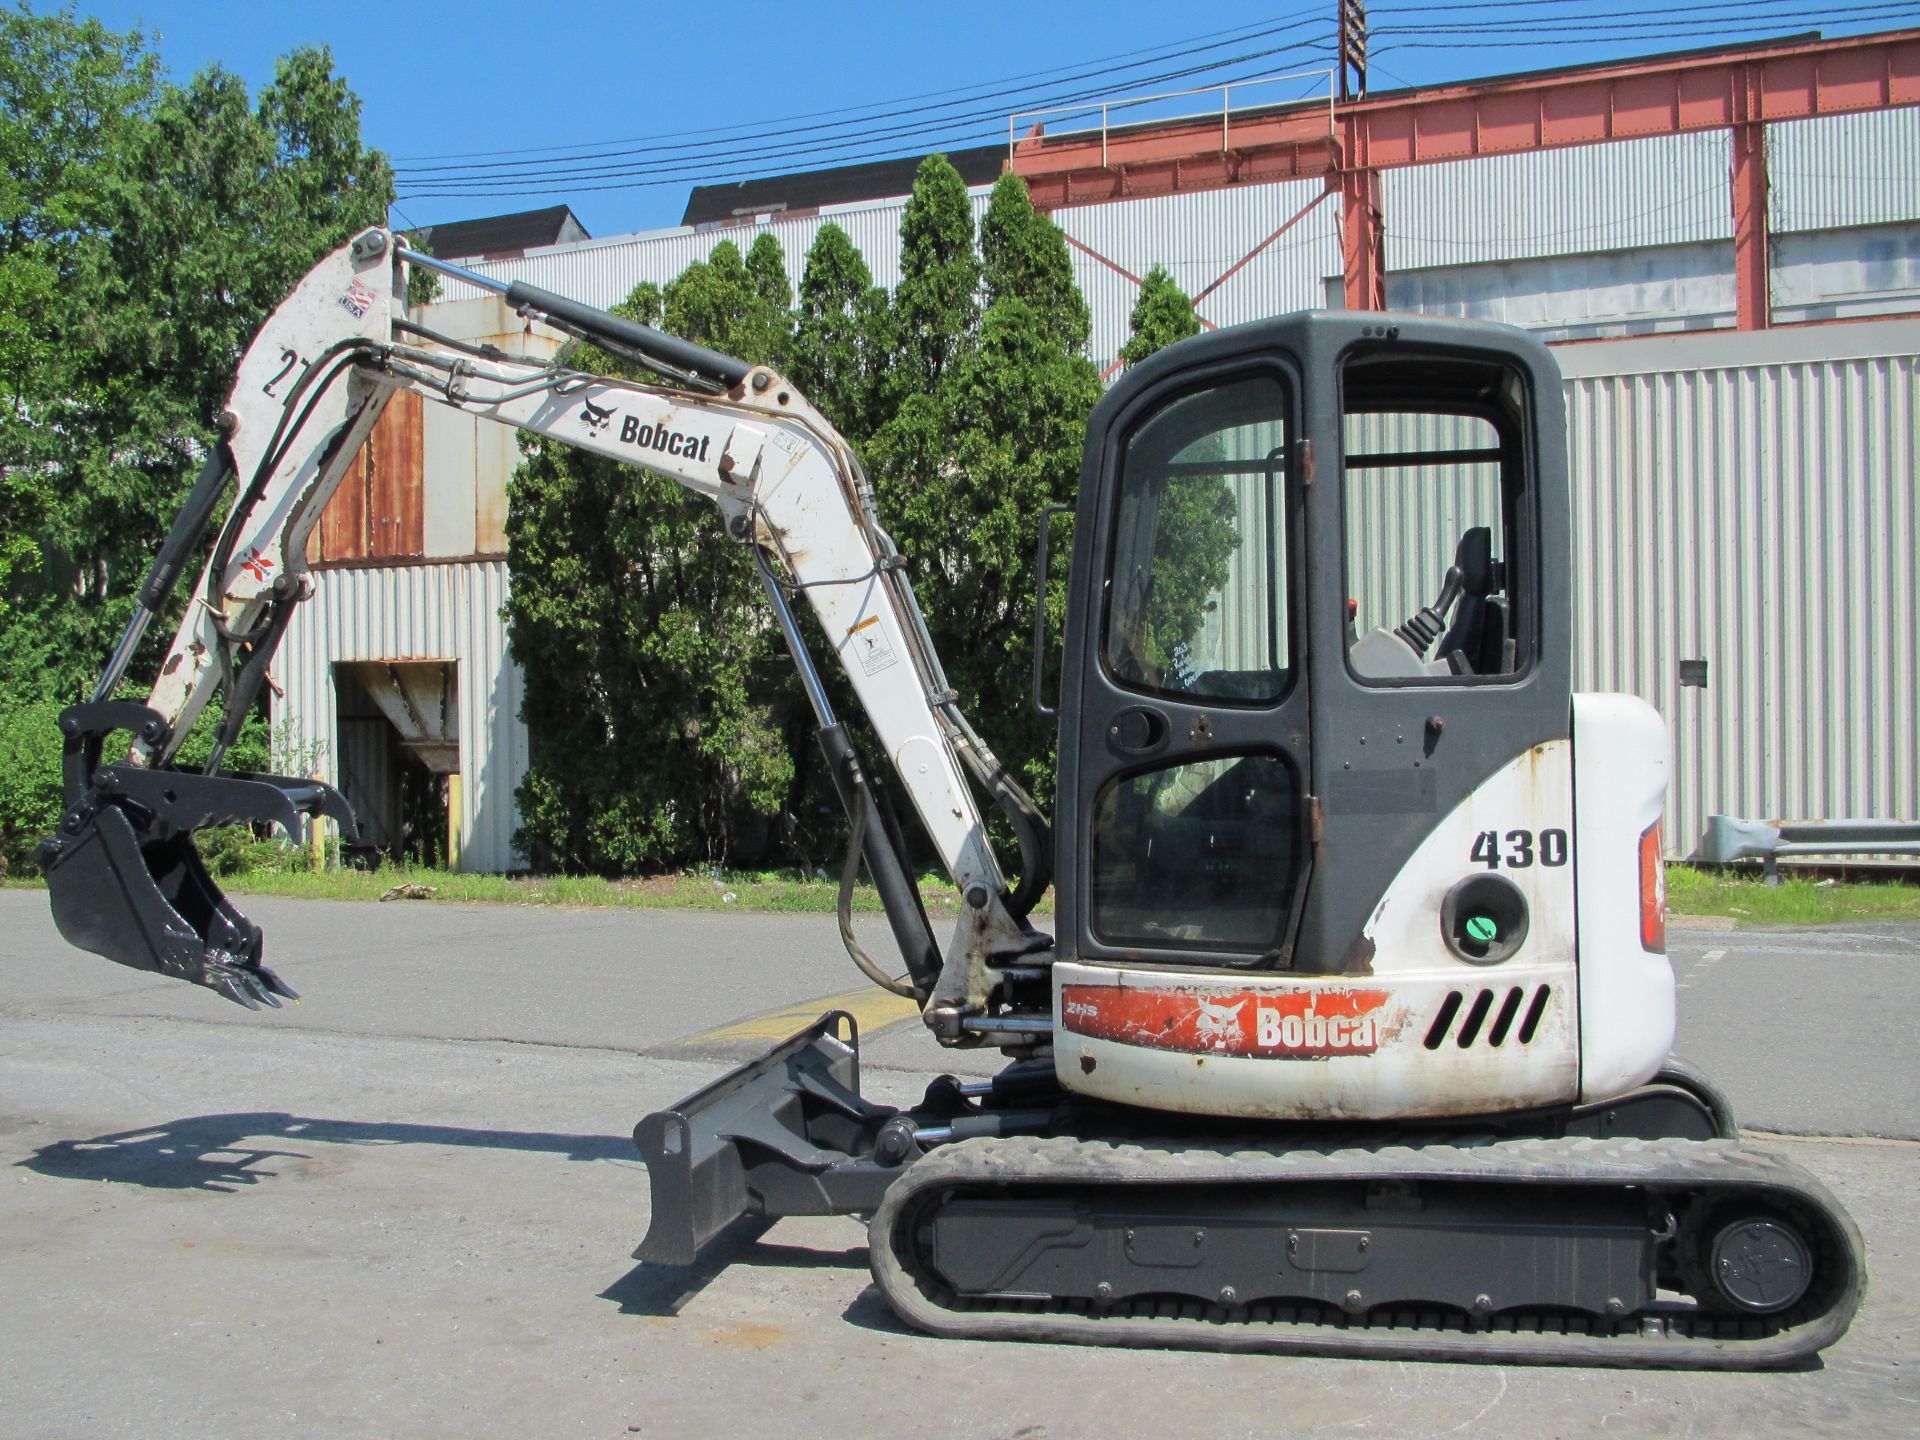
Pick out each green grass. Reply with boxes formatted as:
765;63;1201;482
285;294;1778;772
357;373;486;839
1664;864;1920;927
11;851;1914;929
217;863;961;915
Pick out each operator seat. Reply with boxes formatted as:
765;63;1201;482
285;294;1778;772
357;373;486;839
1436;526;1507;675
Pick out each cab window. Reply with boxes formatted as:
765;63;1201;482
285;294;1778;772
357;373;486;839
1104;373;1293;705
1341;351;1534;683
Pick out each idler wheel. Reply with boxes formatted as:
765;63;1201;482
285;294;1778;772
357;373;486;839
1706;1217;1813;1315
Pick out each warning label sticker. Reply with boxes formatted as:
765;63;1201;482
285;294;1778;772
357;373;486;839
848;616;898;676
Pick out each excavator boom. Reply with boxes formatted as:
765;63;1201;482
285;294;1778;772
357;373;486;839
38;229;1038;1022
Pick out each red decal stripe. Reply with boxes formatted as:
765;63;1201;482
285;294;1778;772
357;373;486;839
1060;984;1391;1059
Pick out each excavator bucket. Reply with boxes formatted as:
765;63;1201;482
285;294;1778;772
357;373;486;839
36;701;356;1009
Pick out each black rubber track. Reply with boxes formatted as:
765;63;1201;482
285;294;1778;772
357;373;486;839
869;1133;1866;1368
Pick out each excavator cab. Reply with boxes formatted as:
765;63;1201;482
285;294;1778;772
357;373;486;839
1057;315;1569;983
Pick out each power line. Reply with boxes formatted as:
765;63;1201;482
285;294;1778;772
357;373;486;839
394;12;1333;177
1375;2;1918;35
392;5;1919;208
396;38;1336;191
391;7;1330;164
400;58;1339;201
398;43;1339;197
1375;0;1901;13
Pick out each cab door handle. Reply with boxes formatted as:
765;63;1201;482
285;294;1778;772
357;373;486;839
1107;706;1170;756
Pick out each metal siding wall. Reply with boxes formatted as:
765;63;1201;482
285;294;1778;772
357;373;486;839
461;191;967;312
276;560;525;872
1564;350;1919;858
1054;180;1340;361
447;124;1918;368
460;184;1347;372
1770;222;1920;324
1386;242;1741;338
1198;419;1290;674
1386;134;1733;272
1344;411;1505;638
1771;109;1920;233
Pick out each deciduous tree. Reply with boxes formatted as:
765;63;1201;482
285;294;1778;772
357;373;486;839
0;7;389;866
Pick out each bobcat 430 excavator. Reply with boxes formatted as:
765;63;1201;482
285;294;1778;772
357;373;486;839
38;228;1864;1367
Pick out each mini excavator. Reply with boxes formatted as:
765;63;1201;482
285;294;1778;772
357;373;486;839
37;229;1865;1367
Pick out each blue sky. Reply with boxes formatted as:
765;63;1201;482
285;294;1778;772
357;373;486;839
71;2;1920;241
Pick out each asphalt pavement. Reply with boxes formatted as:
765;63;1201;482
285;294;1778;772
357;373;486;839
1;890;1915;1438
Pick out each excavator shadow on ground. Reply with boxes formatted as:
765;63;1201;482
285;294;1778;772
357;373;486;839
18;1111;868;1319
17;1111;639;1191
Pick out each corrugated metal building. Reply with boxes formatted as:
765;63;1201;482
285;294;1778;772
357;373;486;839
277;105;1920;871
1559;322;1918;856
279;299;559;872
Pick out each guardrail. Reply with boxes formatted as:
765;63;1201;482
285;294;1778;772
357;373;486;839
1699;816;1920;881
1008;69;1336;168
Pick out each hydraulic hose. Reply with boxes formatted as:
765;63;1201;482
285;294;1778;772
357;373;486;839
837;778;917;999
818;723;939;998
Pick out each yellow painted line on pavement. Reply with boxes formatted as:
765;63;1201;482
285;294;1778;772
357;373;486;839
672;985;922;1050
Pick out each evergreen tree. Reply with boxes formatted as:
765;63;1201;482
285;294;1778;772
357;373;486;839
1115;267;1238;680
979;171;1089;355
745;230;790;310
873;168;1101;813
790;222;888;437
1118;263;1201;367
888;154;978;401
932;299;1100;799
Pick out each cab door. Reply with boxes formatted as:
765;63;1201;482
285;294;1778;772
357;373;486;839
1293;329;1577;978
1055;358;1311;969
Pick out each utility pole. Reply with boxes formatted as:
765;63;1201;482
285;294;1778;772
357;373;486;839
1339;0;1369;103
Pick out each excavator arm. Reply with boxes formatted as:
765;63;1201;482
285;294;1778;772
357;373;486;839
38;228;1044;1030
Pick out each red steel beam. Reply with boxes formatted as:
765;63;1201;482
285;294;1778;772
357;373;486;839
1731;68;1773;330
1012;28;1920;209
1338;169;1385;313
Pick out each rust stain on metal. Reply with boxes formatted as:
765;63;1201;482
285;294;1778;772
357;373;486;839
317;389;423;561
1338;933;1377;977
847;615;881;635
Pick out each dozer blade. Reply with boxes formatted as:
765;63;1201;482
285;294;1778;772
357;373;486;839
37;765;355;1010
632;1011;905;1265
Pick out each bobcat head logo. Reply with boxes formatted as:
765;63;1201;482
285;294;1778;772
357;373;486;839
1194;997;1246;1043
579;397;615;431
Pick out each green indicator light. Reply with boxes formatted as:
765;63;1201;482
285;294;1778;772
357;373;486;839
1465;915;1498;945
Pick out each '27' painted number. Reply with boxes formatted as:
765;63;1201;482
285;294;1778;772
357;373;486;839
1471;828;1568;869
